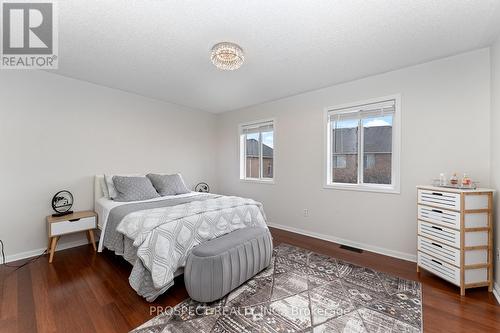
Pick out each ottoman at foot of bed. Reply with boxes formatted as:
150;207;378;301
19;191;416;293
184;227;273;303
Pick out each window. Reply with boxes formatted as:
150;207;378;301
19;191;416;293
240;120;274;182
325;96;400;193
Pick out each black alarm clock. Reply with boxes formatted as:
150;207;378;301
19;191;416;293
51;190;74;217
195;182;210;193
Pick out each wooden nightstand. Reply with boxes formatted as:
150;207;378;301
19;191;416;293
46;210;98;263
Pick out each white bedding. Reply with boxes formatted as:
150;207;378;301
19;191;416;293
95;191;206;252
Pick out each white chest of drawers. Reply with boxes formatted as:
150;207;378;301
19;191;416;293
416;185;494;295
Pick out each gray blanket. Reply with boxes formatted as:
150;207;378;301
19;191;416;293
102;194;217;300
103;194;217;258
103;194;269;301
116;195;268;301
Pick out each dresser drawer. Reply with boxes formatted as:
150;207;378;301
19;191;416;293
50;216;96;236
418;251;460;286
418;236;459;266
418;205;460;229
418;189;461;211
418;220;460;248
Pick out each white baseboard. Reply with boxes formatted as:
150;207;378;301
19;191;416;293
4;239;90;263
267;222;417;262
493;283;500;305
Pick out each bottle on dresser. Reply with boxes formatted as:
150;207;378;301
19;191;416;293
439;173;446;186
462;173;471;187
449;173;459;186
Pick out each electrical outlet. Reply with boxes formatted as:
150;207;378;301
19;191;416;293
303;209;309;217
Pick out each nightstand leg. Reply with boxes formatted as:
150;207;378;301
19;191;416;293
87;230;97;252
49;236;58;263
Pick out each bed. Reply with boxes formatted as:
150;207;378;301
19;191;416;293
93;175;268;301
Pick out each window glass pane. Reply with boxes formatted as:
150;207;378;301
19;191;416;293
245;133;260;178
362;115;392;184
364;154;375;169
261;130;274;179
334;155;347;168
331;119;358;183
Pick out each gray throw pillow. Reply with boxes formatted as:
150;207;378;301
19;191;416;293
146;173;190;196
112;176;160;202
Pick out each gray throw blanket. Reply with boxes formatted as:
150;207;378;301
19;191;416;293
103;194;216;260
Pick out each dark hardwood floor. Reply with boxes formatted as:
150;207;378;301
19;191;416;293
1;227;499;333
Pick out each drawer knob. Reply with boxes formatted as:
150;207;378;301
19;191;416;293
431;192;443;196
431;242;443;248
431;209;443;214
69;218;81;222
431;259;442;266
431;225;443;231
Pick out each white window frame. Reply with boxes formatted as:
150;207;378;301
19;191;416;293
239;119;276;184
324;95;401;194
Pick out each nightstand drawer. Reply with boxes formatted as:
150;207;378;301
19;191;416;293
50;216;96;236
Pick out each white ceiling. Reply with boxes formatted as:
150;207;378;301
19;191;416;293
55;0;500;113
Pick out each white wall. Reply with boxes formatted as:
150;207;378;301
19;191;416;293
216;49;491;260
0;71;217;261
491;39;500;290
0;48;493;265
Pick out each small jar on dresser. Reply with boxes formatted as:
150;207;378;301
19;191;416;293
416;185;495;296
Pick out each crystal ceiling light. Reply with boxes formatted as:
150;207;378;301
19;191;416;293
211;42;244;71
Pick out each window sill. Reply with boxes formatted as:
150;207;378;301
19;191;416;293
240;178;275;185
323;183;400;194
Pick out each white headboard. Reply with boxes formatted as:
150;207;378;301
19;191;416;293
94;175;106;203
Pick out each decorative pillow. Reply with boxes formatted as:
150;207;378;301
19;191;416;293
105;174;141;199
146;173;190;196
112;176;160;202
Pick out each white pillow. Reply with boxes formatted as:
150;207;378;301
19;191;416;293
99;177;110;198
104;174;142;200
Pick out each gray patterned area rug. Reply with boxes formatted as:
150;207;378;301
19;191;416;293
132;244;422;333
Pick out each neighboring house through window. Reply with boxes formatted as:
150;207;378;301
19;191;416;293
240;120;274;182
325;96;400;193
334;155;347;169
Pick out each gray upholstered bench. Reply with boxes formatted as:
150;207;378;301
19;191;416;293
184;227;273;303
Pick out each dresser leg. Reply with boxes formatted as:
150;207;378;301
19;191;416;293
460;286;465;296
416;265;420;273
87;230;97;252
49;236;59;263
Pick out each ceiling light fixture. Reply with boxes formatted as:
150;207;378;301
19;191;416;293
211;42;244;71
